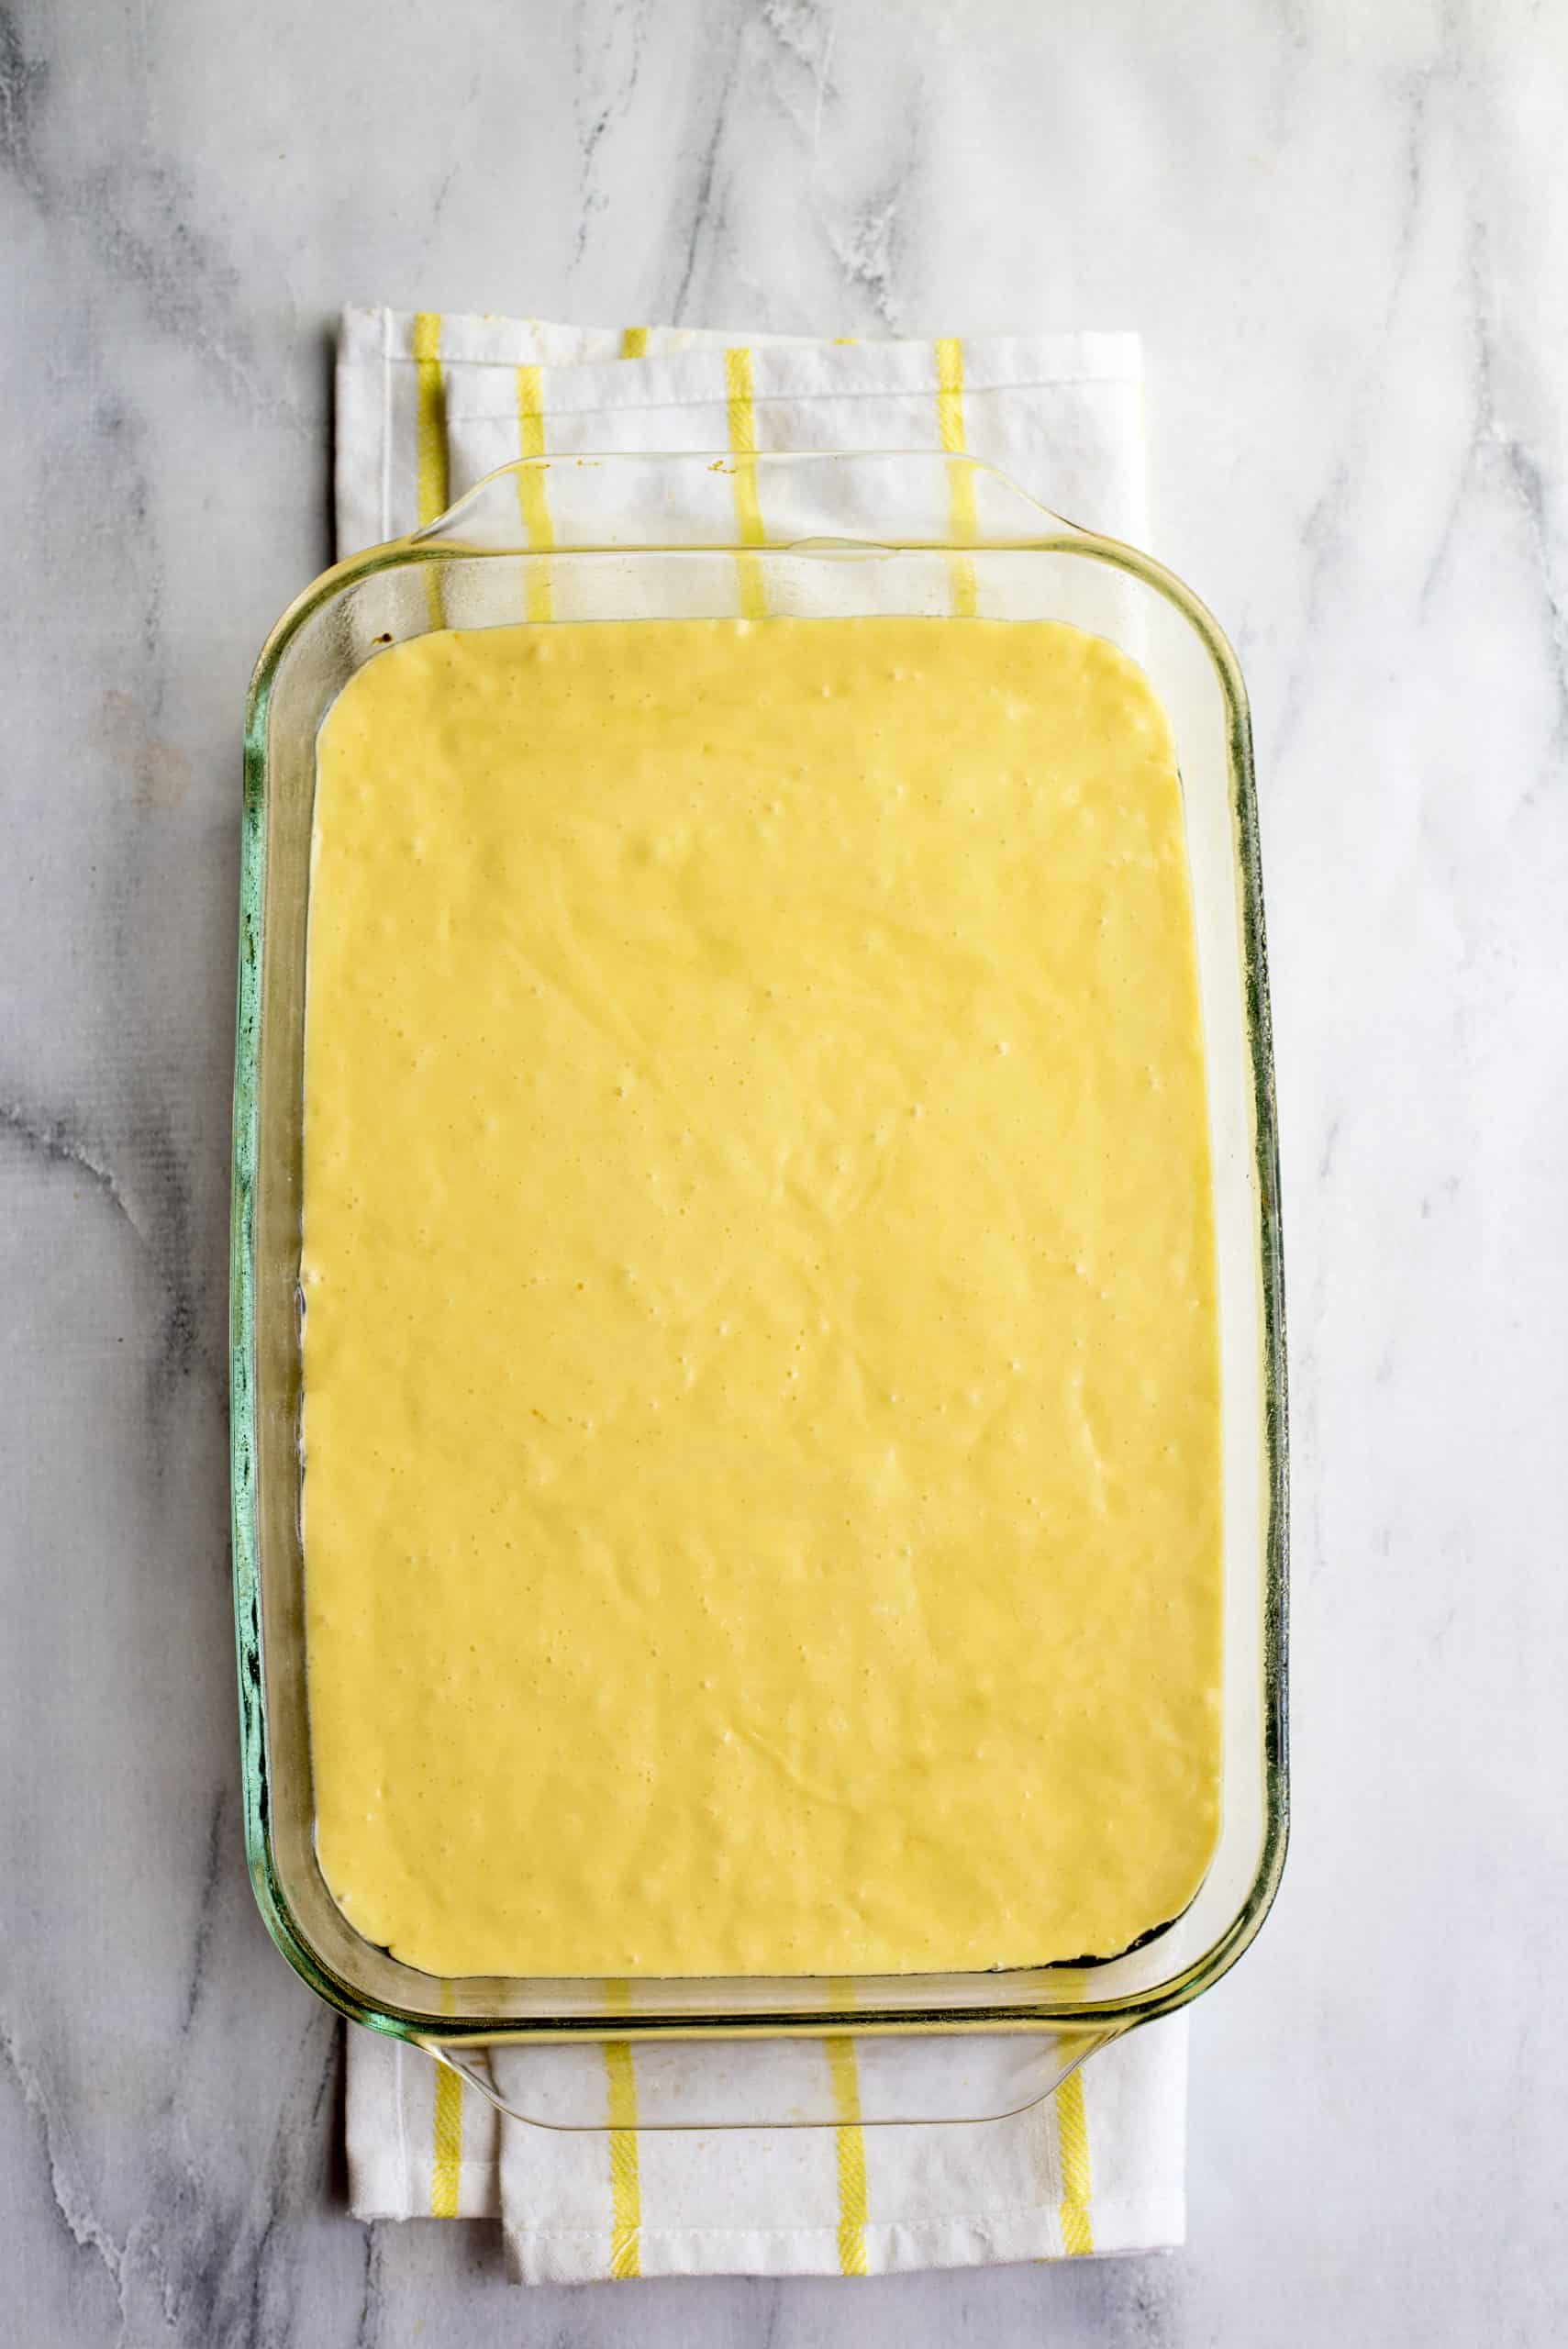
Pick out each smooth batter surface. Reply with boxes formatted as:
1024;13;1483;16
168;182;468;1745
302;616;1222;1979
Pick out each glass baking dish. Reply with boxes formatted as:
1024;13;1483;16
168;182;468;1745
231;451;1286;2128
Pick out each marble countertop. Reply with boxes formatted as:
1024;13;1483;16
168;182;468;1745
4;1;1565;2341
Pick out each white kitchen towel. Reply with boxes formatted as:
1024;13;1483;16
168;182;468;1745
337;307;1184;2282
334;306;1145;557
348;2023;1188;2281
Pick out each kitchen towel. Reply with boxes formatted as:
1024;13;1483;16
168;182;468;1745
338;307;1184;2282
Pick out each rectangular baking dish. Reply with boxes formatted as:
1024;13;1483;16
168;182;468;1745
231;451;1286;2120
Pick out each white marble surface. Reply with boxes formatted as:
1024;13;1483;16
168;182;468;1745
3;0;1565;2340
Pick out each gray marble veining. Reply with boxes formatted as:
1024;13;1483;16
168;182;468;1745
3;0;1566;2341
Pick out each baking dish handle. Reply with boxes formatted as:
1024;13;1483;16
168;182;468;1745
411;447;1084;557
418;2024;1123;2133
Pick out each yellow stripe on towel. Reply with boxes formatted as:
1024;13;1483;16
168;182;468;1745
603;2040;643;2278
412;311;450;623
1054;2065;1095;2256
429;2059;463;2218
412;310;450;526
724;345;769;620
935;336;980;618
825;1988;869;2277
514;362;555;622
619;325;650;358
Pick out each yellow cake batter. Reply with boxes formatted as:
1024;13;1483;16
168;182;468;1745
302;615;1221;1979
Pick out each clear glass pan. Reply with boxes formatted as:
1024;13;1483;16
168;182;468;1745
230;451;1287;2127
